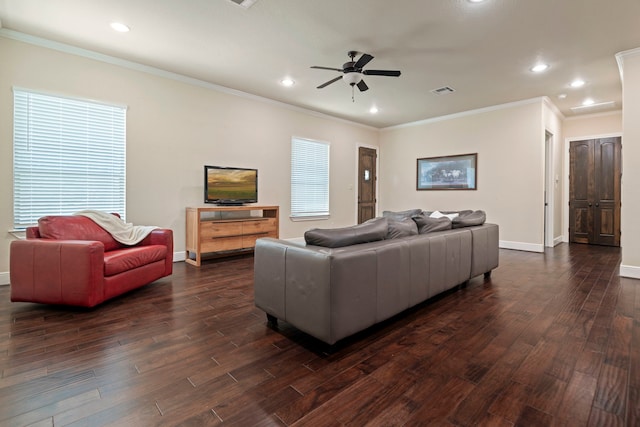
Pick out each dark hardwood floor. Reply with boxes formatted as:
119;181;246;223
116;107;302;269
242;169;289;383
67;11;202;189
1;243;638;426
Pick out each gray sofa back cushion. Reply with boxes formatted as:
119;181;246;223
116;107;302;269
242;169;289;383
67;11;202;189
386;218;419;239
382;209;423;220
412;213;452;233
304;217;388;248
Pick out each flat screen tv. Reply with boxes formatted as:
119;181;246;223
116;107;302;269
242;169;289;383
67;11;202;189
204;165;258;205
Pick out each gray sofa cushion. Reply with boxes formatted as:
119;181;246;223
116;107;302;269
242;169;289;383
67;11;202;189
412;213;452;233
386;218;419;239
304;217;388;248
453;210;486;228
382;209;423;220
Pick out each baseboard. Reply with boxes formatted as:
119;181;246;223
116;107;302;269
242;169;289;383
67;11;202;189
553;236;563;246
620;264;640;280
499;240;544;253
173;251;186;263
0;272;9;286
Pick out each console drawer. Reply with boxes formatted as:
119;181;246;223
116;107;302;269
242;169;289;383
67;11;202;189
201;221;243;238
201;236;243;252
243;218;277;234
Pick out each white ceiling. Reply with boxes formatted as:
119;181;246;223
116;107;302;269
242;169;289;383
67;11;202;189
1;0;638;128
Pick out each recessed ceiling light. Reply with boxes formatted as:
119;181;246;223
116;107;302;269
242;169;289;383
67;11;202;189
468;0;486;3
369;106;379;114
557;93;567;99
110;22;130;33
570;79;585;88
530;63;549;73
582;98;595;106
280;78;295;87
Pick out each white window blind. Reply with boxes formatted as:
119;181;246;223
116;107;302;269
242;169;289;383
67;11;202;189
291;137;330;219
13;89;126;228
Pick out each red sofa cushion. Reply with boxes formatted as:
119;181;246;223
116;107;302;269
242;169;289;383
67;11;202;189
103;245;167;277
38;215;123;252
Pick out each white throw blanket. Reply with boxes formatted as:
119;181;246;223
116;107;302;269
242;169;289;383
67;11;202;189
74;210;158;245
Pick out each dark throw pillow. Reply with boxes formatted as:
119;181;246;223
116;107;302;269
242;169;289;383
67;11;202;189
452;210;486;228
386;218;419;239
304;217;388;248
412;213;452;234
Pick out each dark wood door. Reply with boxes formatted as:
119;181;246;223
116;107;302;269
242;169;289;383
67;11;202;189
569;137;621;246
358;147;377;224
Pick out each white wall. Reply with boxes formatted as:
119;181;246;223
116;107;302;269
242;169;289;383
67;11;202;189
379;100;545;252
0;36;379;276
618;49;640;279
563;111;623;139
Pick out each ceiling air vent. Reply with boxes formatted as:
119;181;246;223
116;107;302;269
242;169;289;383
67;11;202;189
570;101;616;113
227;0;258;9
430;86;455;95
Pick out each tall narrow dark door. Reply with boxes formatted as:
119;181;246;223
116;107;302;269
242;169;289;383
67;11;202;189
569;137;621;246
358;147;377;224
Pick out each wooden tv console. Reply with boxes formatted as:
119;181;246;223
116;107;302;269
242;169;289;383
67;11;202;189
185;205;279;266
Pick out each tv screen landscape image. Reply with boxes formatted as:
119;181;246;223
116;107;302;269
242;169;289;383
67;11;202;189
204;165;258;205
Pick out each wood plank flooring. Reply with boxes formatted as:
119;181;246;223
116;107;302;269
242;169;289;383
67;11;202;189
1;243;638;426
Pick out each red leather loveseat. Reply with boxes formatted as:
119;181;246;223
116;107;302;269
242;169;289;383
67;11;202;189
10;215;173;307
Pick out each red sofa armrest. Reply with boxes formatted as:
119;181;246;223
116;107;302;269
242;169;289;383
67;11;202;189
138;229;173;276
10;239;105;307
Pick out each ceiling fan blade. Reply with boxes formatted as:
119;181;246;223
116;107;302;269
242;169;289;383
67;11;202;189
354;53;374;69
357;80;369;92
311;66;344;72
317;76;343;89
363;70;401;77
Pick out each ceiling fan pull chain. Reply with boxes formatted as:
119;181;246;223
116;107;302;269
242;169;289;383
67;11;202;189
352;85;355;102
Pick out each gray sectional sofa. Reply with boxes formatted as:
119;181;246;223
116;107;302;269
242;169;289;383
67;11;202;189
254;210;499;345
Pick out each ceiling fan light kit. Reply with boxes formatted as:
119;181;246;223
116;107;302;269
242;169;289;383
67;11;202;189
342;72;362;86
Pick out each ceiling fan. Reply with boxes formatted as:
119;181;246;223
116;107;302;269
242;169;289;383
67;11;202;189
311;51;402;94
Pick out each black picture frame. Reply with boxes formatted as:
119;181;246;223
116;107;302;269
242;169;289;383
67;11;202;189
417;153;477;190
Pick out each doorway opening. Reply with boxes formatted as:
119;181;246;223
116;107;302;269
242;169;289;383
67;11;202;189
544;131;554;247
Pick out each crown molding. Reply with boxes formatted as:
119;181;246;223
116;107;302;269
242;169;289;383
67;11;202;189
0;28;377;132
615;47;640;80
542;96;565;120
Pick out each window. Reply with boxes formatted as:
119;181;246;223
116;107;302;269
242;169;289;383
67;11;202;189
291;137;330;219
13;88;126;229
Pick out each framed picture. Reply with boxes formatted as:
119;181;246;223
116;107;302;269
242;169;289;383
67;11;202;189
417;153;477;190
